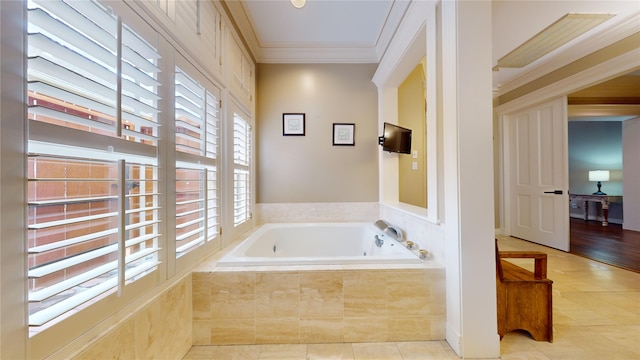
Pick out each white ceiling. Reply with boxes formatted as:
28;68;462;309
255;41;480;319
243;0;392;46
224;0;640;91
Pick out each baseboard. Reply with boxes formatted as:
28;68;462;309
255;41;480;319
445;323;462;357
569;214;623;225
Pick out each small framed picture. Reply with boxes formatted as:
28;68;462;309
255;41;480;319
332;123;355;146
283;113;305;136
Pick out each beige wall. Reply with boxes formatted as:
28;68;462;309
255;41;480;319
256;64;379;203
398;64;426;208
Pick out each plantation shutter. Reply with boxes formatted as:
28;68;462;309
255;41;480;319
174;66;220;257
26;0;161;327
233;113;252;227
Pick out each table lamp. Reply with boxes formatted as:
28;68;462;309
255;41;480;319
588;170;609;195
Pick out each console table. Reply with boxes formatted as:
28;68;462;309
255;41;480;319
569;194;623;226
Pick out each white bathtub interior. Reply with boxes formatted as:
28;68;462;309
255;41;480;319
216;222;429;266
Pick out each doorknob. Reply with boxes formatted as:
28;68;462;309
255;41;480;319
544;190;563;195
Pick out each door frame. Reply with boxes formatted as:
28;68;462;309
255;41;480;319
496;50;639;238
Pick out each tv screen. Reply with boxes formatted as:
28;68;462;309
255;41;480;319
380;122;412;154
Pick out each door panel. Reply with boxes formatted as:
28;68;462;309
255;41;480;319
507;97;569;251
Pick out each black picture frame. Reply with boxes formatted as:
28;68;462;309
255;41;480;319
332;123;355;146
283;113;305;136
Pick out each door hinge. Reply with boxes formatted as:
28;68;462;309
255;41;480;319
219;227;223;236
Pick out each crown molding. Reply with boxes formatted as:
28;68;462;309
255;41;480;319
568;104;640;117
375;0;411;61
221;0;261;61
258;46;379;64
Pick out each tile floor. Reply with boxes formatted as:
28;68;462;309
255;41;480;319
183;236;640;359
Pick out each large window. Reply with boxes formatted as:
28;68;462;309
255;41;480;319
18;0;251;345
27;0;160;327
174;66;221;257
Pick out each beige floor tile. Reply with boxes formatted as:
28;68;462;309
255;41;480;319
258;344;307;360
182;345;217;359
560;291;639;324
183;345;262;360
209;345;262;360
543;324;640;360
500;350;551;360
596;324;640;354
306;343;355;360
351;342;402;360
396;341;458;359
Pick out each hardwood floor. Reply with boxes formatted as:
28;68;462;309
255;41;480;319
570;218;640;273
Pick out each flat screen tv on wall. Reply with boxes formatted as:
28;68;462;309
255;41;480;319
379;122;412;154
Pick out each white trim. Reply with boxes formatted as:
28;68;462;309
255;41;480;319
374;0;412;61
425;4;440;225
372;0;431;87
496;48;640;115
258;47;379;64
495;11;640;96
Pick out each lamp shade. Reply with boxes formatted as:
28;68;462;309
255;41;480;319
588;170;609;182
291;0;305;8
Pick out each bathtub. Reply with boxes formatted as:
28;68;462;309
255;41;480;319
216;222;424;266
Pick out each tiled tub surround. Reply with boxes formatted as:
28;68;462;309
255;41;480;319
65;275;192;359
192;265;445;345
256;202;381;225
380;203;445;265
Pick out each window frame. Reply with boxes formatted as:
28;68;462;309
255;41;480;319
172;54;222;271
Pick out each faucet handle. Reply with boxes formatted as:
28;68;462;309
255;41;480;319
419;249;429;259
406;241;416;250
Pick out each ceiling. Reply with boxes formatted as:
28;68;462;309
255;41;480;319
223;0;639;108
568;70;640;120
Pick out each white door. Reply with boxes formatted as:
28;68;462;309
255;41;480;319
505;97;569;251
